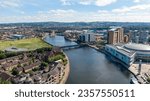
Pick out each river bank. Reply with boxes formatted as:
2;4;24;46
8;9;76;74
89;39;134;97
42;35;70;84
59;53;70;84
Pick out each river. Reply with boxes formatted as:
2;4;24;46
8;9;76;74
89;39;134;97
45;35;131;84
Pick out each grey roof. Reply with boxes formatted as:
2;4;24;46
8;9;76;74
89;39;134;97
124;43;150;52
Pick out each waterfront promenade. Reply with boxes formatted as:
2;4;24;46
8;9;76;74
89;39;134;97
129;63;150;84
60;53;70;84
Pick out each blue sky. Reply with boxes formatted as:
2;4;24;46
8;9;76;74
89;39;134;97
0;0;150;23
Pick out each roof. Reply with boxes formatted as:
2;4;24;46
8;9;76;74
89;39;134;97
0;71;11;81
106;44;135;57
16;67;23;73
5;47;28;52
109;27;122;31
124;43;150;52
23;61;41;71
0;59;6;63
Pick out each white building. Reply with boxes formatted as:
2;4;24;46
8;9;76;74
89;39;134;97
124;43;150;61
79;30;101;43
105;44;136;66
105;43;150;66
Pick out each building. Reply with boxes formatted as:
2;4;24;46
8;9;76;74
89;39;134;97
5;47;27;52
124;43;150;61
95;34;103;42
50;31;56;37
130;30;149;44
79;33;95;43
108;27;124;44
124;35;129;43
105;44;136;66
78;30;103;43
0;71;12;81
11;34;25;40
105;43;150;66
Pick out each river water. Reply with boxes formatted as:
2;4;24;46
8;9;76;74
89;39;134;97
45;36;131;84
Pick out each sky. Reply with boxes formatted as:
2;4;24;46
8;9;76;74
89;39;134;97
0;0;150;23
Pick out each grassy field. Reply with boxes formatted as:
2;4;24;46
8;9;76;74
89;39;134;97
0;38;51;51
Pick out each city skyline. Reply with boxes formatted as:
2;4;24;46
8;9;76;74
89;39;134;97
0;0;150;23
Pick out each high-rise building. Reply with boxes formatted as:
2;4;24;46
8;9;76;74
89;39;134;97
124;35;129;43
108;27;124;44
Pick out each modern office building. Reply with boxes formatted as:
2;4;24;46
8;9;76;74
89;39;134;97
79;32;95;43
108;27;124;44
105;43;150;66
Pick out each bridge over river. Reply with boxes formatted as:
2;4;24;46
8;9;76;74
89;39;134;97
60;44;87;50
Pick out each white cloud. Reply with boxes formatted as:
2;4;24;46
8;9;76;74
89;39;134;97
1;1;150;23
0;0;20;8
95;0;117;6
79;0;117;6
38;9;76;17
60;0;117;6
112;4;150;13
79;0;93;5
1;7;150;23
133;0;141;3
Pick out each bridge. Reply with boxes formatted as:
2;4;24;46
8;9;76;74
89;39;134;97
60;44;86;50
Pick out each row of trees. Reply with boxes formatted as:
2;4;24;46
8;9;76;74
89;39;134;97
0;50;23;59
0;47;52;59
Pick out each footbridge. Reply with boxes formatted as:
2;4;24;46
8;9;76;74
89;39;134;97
60;44;86;50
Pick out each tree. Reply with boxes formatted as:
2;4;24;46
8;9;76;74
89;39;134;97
48;55;64;62
0;50;4;54
0;53;6;59
12;68;19;76
40;62;48;70
17;63;21;68
41;62;48;67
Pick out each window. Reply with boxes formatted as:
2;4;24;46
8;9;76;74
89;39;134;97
116;53;118;56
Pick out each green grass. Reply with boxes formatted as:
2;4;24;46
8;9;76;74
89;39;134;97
0;38;51;51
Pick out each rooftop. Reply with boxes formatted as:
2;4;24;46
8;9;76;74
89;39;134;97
124;43;150;52
5;47;27;52
109;27;122;31
106;44;135;57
